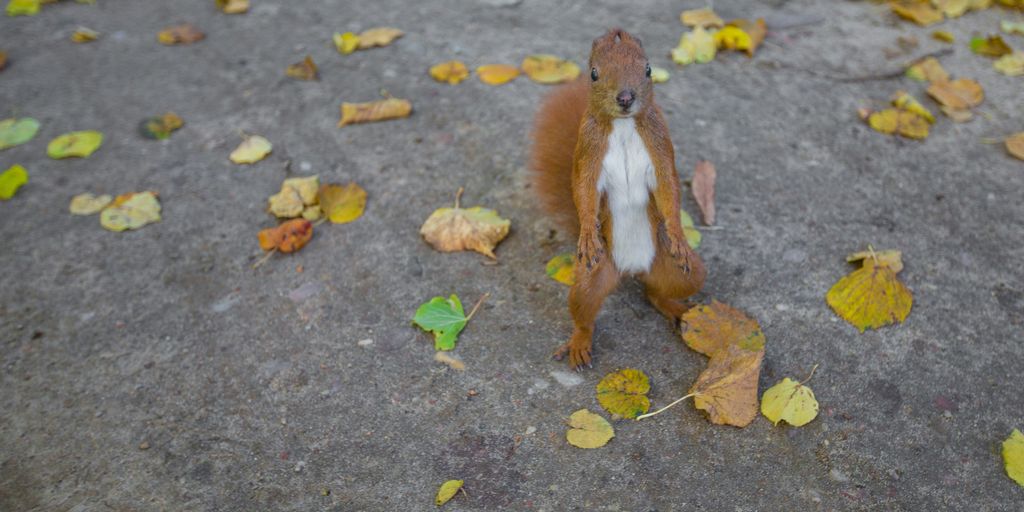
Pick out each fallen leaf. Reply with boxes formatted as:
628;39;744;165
413;294;475;351
715;26;751;52
927;78;983;113
680;7;724;28
0;117;40;150
994;52;1024;76
679;208;702;249
47;130;103;159
433;352;465;371
429;60;470;85
157;24;205;45
761;376;819;426
727;19;766;57
932;30;955;43
435;479;464;506
318;183;366;224
891;1;943;26
420;190;511;259
268;184;306;219
71;27;100;43
596;368;651;419
826;248;912;332
215;0;248;14
868;109;928;139
671;27;716;66
258;218;313;253
970;35;1012;57
681;301;765;427
566;409;614;449
357;27;403;49
1004;429;1024;487
229;135;272;164
6;0;38;16
521;54;580;84
933;0;970;17
0;50;6;70
476;64;520;85
650;66;670;83
891;91;935;123
301;205;321;221
139;112;183;140
285;55;318;80
545;253;576;286
333;32;360;54
906;57;949;83
0;164;28;200
691;161;716;225
100;191;161;231
1004;20;1024;36
847;249;903;273
338;98;412;127
69;193;112;215
1006;132;1024;161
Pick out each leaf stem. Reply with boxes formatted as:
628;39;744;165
454;187;464;209
800;363;820;385
251;248;277;269
465;292;489;321
635;392;697;420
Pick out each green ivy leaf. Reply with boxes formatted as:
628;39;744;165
413;294;467;351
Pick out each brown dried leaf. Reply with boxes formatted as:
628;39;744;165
420;192;511;259
927;78;983;112
1007;133;1024;161
691;161;716;226
286;55;318;81
338;98;412;127
157;24;205;45
906;56;949;83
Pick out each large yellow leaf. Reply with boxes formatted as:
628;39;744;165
761;377;819;426
826;251;912;332
435;479;464;506
100;191;161;232
47;131;103;159
229;135;272;164
420;192;510;259
429;60;469;85
521;55;580;84
318;183;366;224
69;193;112;215
596;368;650;419
338;98;412;127
1004;429;1024;487
565;409;614;449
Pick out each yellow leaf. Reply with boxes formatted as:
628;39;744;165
521;54;580;84
891;1;943;26
357;27;403;49
681;301;766;427
970;35;1012;57
1004;429;1024;487
338;98;412;127
565;409;614;449
435;479;464;506
933;0;970;17
6;0;39;16
69;193;112;215
826;252;912;332
545;253;576;286
932;30;955;43
282;176;319;206
905;57;949;83
679;208;702;249
715;26;751;52
0;164;28;200
476;64;519;85
761;377;819;426
429;60;469;85
994;52;1024;76
268;187;304;218
229;135;272;164
1006;132;1024;161
333;32;360;54
71;27;100;43
318;183;367;224
420;194;510;259
215;0;248;14
680;7;724;28
157;24;205;45
726;19;766;57
671;27;716;66
868;109;929;139
301;204;321;221
596;368;651;419
100;191;161;232
927;78;983;112
47;130;103;159
285;55;318;80
892;91;935;123
649;66;670;83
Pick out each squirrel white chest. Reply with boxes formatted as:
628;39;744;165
597;118;657;274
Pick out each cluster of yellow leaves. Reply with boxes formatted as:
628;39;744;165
673;9;766;67
902;57;984;123
827;248;912;332
864;90;934;140
332;27;403;55
268;176;321;220
84;191;163;232
229;134;272;164
339;97;412;127
429;56;579;86
890;0;990;26
521;55;580;84
420;189;510;259
565;409;615;448
0;164;28;200
157;24;205;45
285;55;318;81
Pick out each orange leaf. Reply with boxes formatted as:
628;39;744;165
258;219;313;253
338;98;412;127
476;64;520;85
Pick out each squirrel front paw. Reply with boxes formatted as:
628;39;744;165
666;234;692;274
576;231;604;271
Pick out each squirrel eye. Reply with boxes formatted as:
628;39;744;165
645;63;651;77
591;68;599;81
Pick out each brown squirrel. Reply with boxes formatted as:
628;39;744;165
529;28;706;370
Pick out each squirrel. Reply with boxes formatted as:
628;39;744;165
529;28;706;370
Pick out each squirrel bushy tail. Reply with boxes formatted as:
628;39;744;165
529;78;589;237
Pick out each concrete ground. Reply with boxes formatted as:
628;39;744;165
2;0;1023;510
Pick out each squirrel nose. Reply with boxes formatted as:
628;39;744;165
616;89;635;109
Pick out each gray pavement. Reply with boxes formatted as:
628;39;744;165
1;0;1023;510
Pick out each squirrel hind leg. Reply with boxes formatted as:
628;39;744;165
640;246;706;326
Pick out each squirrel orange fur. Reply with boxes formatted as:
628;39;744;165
529;29;706;370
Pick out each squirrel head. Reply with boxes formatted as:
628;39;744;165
588;28;652;119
